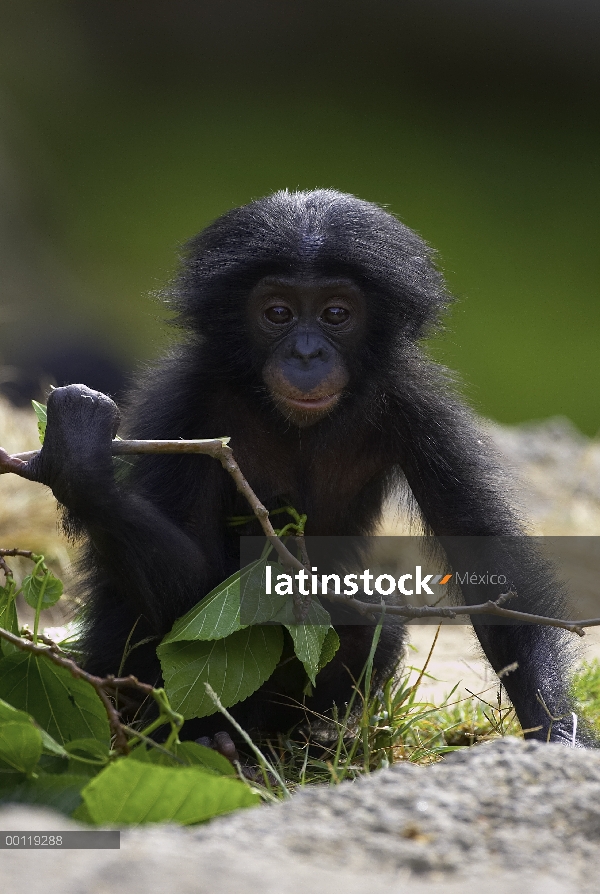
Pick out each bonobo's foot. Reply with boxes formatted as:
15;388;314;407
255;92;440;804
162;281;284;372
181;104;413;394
196;732;240;763
195;733;280;784
547;715;597;749
23;384;121;511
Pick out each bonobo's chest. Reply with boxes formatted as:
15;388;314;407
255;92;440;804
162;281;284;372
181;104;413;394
228;426;389;536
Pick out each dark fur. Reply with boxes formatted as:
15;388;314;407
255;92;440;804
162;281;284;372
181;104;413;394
27;190;588;743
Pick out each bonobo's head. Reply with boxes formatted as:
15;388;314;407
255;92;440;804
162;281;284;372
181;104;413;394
173;189;451;427
247;274;363;427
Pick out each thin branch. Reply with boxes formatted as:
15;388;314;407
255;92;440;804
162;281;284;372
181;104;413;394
0;438;305;574
20;629;66;650
0;625;129;752
323;588;593;635
2;441;600;634
0;548;36;580
113;439;229;455
0;547;36;560
0;626;173;754
212;443;305;572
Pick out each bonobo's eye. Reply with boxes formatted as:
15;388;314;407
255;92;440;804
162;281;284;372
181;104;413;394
264;305;294;325
321;306;350;326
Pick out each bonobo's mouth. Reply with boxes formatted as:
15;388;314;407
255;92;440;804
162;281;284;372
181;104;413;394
268;381;345;427
282;393;341;411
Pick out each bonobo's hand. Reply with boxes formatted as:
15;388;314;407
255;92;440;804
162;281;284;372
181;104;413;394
24;384;121;511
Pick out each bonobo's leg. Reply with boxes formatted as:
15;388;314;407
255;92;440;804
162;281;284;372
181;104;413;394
447;535;583;744
395;380;593;745
22;384;211;676
470;616;581;744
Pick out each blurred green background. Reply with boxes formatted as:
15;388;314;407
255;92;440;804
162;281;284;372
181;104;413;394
0;1;598;431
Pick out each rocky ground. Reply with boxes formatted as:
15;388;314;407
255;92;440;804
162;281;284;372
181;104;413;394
2;739;600;894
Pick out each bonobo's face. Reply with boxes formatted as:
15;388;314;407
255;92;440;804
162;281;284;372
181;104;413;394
248;276;365;427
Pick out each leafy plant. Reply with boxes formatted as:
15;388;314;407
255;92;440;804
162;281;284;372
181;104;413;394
0;550;62;649
0;405;344;824
157;552;339;721
0;549;260;825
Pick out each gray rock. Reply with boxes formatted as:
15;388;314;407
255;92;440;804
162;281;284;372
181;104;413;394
487;417;600;533
2;738;600;893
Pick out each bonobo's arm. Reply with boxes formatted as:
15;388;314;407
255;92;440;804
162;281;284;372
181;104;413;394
23;385;209;636
392;371;587;744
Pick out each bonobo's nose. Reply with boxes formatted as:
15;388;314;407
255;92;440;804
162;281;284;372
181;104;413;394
288;334;331;365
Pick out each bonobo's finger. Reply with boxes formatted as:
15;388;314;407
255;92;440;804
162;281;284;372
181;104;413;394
46;384;121;440
195;732;240;764
213;731;240;763
23;384;121;504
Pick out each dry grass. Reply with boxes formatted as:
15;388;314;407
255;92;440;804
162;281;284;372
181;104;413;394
0;397;73;624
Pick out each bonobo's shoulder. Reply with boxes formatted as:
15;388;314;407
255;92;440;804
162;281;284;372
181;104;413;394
123;357;210;441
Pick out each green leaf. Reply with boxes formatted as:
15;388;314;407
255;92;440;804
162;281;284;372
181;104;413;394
64;738;110;761
0;580;19;655
128;741;236;776
0;772;88;816
162;569;246;643
159;625;284;718
287;624;328;686
39;729;69;758
318;626;341;672
63;739;110;777
0;722;42;774
0;652;110;746
272;597;332;686
162;560;287;645
72;800;93;823
21;569;63;610
0;580;19;632
0;697;36;725
32;400;47;444
80;759;259;825
175;741;237;776
0;696;68;758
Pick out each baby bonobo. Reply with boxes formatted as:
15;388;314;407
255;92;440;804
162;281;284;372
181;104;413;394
23;189;590;745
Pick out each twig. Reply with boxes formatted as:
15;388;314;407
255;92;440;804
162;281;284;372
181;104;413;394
20;629;66;650
0;548;36;579
0;626;177;755
2;441;600;634
0;439;305;574
0;548;36;558
214;444;304;572
0;626;129;752
322;588;595;634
